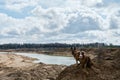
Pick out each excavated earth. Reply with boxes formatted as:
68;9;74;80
0;63;66;80
56;49;120;80
0;48;120;80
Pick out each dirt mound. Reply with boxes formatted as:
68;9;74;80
0;63;66;80
56;49;120;80
56;64;101;80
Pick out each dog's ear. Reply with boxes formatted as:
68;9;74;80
71;47;73;50
74;46;76;50
81;51;85;55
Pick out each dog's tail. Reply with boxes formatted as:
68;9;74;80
86;57;93;68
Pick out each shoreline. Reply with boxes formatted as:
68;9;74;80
0;53;66;80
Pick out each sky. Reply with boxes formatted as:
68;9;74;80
0;0;120;45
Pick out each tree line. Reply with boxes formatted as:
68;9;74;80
0;43;119;49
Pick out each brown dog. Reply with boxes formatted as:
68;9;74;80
71;47;80;65
71;47;93;68
79;51;93;68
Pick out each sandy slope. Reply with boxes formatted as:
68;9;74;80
0;52;37;69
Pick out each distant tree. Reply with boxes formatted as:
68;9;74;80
0;42;118;50
109;43;113;48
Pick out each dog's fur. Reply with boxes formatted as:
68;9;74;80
71;47;80;65
71;47;93;68
80;51;93;68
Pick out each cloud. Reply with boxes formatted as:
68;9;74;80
110;10;120;29
2;0;104;12
39;0;100;8
61;9;101;33
31;6;69;32
81;0;103;7
0;0;120;45
47;29;120;44
4;0;38;11
85;29;120;44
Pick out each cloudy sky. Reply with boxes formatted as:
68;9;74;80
0;0;120;45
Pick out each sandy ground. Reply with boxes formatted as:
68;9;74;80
0;52;66;80
0;52;37;69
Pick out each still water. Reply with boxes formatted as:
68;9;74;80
15;53;75;66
